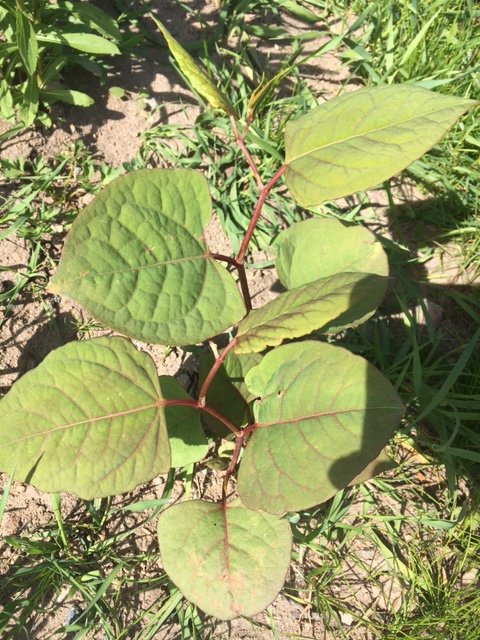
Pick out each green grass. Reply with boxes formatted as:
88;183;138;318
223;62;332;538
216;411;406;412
324;0;480;213
1;0;480;637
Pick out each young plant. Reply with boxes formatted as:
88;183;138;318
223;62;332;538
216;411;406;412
0;0;121;133
0;22;477;621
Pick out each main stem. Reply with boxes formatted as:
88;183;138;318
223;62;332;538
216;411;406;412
236;164;286;265
222;430;246;502
187;118;286;502
229;116;264;190
197;337;237;406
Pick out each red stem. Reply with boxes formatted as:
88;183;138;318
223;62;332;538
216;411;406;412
211;253;237;267
211;256;252;312
236;263;252;312
197;338;238;407
163;398;241;436
236;164;287;264
230;116;264;190
222;429;246;503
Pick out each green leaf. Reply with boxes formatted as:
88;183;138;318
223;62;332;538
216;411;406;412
58;1;122;41
19;75;39;126
247;68;291;120
15;10;38;76
238;341;404;514
49;169;245;345
235;272;387;354
0;337;171;498
0;79;15;121
40;54;68;86
278;0;320;23
275;218;388;288
151;16;235;115
222;351;263;403
41;88;94;107
109;85;125;98
157;499;292;619
284;84;478;207
37;31;120;55
0;42;18;57
158;376;207;468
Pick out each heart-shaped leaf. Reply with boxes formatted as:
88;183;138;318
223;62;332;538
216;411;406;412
159;376;208;468
157;499;292;619
49;169;245;345
238;341;404;513
0;337;177;498
284;84;477;207
152;17;235;115
275;218;388;288
235;272;387;354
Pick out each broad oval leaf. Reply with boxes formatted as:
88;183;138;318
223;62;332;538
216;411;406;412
49;169;245;345
159;376;208;467
152;17;235;115
237;341;404;514
157;499;292;619
235;272;387;354
0;337;173;498
275;218;388;289
284;84;477;207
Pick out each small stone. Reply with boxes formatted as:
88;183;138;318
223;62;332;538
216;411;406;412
340;611;354;626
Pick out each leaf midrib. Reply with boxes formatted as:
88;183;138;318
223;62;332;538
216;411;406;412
286;101;468;164
1;402;160;447
256;405;401;429
54;252;208;287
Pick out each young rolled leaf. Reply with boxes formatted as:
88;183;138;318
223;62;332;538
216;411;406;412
152;16;235;116
49;169;245;345
0;337;174;498
284;84;477;207
159;376;208;467
157;499;292;619
237;341;404;514
234;272;387;354
275;218;388;288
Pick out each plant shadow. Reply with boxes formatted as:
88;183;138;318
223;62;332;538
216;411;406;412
327;190;480;491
